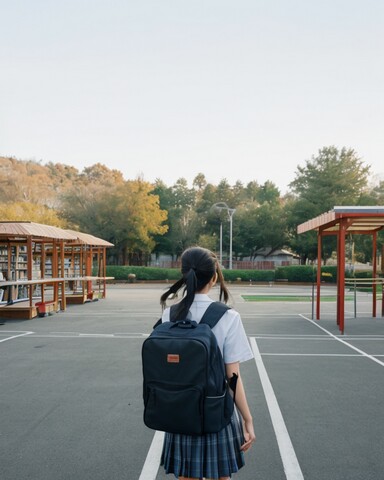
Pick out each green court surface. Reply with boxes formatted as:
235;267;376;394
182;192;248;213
242;294;354;302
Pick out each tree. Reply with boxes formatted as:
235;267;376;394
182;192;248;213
167;178;199;255
193;173;207;191
151;180;175;257
287;146;371;263
215;179;234;205
256;181;280;205
79;163;125;187
0;201;65;227
0;157;56;206
234;202;288;259
61;178;168;264
245;181;260;203
290;146;370;212
284;195;319;263
109;179;168;264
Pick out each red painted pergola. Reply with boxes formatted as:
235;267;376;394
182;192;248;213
298;206;384;334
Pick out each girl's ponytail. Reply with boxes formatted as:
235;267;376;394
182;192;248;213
171;268;198;320
160;277;184;308
160;246;230;321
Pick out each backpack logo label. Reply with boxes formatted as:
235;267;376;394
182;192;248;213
167;354;180;363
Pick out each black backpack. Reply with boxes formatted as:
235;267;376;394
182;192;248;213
142;302;236;435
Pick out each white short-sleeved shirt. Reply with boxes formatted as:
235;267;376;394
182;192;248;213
162;293;254;365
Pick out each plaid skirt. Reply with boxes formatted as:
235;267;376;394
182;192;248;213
160;407;245;479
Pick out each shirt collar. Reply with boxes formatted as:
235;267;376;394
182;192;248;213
193;293;211;301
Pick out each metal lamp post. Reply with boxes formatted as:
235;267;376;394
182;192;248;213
211;202;236;269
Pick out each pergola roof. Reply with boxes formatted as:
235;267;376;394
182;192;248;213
65;229;114;247
0;222;78;240
0;222;113;246
297;206;384;235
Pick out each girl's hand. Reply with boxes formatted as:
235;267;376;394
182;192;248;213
240;419;256;452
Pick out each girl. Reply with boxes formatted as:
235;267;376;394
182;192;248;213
159;246;256;480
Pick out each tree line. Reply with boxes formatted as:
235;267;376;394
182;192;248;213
1;146;383;266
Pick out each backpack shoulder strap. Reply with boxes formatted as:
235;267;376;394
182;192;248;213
200;302;231;329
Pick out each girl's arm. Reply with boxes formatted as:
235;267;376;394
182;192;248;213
226;362;256;452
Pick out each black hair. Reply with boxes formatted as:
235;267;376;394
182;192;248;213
160;246;230;320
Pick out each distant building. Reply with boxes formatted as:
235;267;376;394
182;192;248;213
252;247;300;265
151;248;300;270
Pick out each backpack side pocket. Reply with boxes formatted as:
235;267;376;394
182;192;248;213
203;386;234;433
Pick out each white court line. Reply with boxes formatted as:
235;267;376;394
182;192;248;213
300;314;384;368
250;334;328;337
59;312;158;317
0;331;33;343
250;337;304;480
261;353;361;357
251;336;333;340
241;313;304;317
16;333;149;339
138;430;164;480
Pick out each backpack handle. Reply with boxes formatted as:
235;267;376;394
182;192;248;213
170;320;197;329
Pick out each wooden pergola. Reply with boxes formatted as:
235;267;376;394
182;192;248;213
0;222;113;319
65;229;114;303
297;206;384;334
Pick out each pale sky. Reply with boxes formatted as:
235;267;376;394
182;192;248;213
1;0;384;194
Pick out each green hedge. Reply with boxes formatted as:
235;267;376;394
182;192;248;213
105;265;377;283
106;266;279;283
348;270;376;279
320;265;337;281
222;269;275;282
106;265;180;281
275;265;315;282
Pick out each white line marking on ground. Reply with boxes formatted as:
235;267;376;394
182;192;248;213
59;312;158;317
241;313;302;317
138;430;164;480
16;333;148;339
250;334;328;337
250;337;305;480
261;353;361;357
79;333;115;337
0;331;33;343
300;314;384;368
252;336;332;340
252;335;384;341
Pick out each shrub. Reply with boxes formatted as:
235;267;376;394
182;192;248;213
275;265;315;283
222;269;275;282
105;266;275;282
320;265;337;282
106;266;180;281
348;270;374;279
105;264;372;284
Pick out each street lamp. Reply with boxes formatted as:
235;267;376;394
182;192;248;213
211;202;236;269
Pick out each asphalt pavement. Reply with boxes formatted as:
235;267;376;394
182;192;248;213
1;283;384;480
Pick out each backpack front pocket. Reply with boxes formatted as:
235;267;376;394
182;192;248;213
144;384;204;435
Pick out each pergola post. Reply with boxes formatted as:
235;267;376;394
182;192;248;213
316;231;322;320
52;239;58;305
337;219;347;334
41;241;46;303
27;237;33;308
382;244;384;317
373;231;377;318
60;240;66;311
